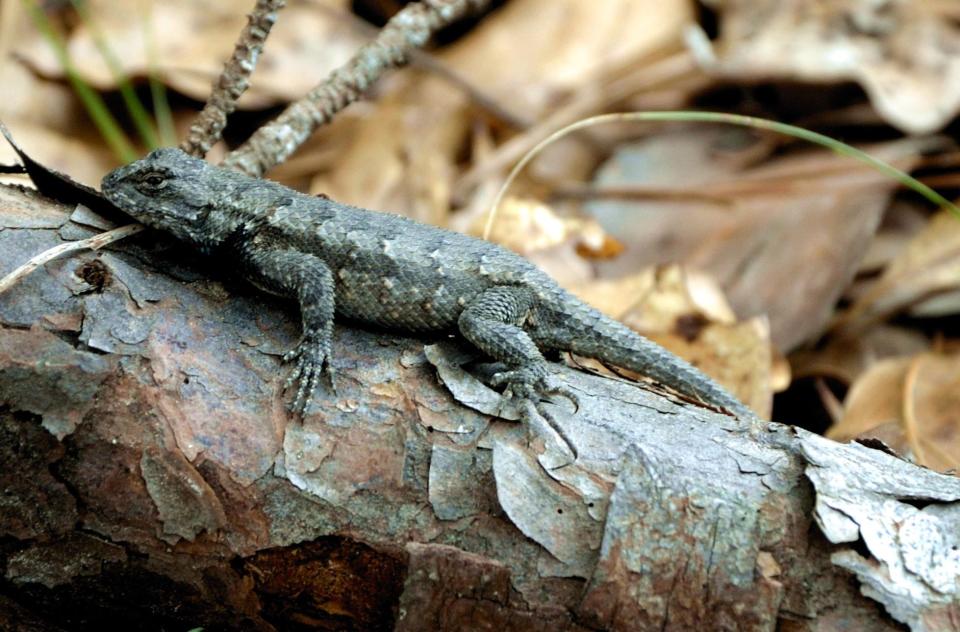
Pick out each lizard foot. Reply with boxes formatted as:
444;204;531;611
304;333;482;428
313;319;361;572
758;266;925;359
490;365;580;412
491;364;580;460
283;334;335;414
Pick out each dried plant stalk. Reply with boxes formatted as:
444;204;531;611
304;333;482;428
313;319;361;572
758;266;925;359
222;0;491;177
0;223;144;295
180;0;287;158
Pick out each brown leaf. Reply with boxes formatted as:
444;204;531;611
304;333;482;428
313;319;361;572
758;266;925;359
442;0;694;115
17;0;364;107
568;269;656;322
309;74;469;224
791;325;930;387
830;353;960;473
856;200;929;276
470;195;614;256
835;210;960;336
0;119;116;189
587;128;927;350
0;60;80;134
702;0;960;133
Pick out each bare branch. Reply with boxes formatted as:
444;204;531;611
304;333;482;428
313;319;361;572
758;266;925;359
313;2;529;130
222;0;492;177
180;0;287;158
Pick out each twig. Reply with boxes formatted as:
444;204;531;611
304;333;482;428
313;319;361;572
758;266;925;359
813;377;844;425
550;182;733;207
0;223;144;295
180;0;287;158
222;0;492;177
306;1;529;130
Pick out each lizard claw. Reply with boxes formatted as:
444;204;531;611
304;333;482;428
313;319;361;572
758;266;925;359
491;363;580;459
491;365;579;412
283;334;333;414
517;398;578;461
537;375;580;413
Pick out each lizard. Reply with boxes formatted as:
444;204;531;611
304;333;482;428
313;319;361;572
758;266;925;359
100;148;756;435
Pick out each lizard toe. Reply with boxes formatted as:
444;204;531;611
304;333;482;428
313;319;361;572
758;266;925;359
491;364;547;395
283;336;330;415
491;365;577;411
518;399;578;460
284;356;303;390
536;375;580;413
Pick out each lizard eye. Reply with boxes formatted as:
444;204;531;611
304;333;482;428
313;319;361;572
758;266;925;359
134;170;170;194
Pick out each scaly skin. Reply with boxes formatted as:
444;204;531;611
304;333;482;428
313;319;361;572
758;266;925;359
101;148;755;421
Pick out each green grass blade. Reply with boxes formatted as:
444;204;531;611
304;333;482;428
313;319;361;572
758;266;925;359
25;0;136;162
149;76;176;147
140;1;176;147
70;0;160;149
485;111;959;239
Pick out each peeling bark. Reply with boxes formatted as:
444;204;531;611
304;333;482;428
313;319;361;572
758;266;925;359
0;185;954;631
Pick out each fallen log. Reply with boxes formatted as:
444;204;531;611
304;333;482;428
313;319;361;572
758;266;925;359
1;184;956;631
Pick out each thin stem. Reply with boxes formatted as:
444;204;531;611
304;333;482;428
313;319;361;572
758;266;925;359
180;0;287;158
484;111;959;240
0;224;145;295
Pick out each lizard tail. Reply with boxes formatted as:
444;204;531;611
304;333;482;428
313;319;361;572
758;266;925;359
536;290;757;420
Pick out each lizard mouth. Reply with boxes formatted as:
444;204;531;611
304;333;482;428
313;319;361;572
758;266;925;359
99;165;142;211
100;157;143;195
100;167;127;200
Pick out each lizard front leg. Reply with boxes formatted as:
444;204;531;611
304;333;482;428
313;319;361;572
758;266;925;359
243;248;335;413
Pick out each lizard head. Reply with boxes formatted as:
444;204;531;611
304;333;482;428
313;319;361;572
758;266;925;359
101;148;241;249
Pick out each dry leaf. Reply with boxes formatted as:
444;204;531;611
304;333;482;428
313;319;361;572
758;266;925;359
568;270;656;321
574;233;624;260
856;200;929;275
309;73;469;224
831;353;960;473
701;0;960;133
442;0;694;116
466;196;618;289
618;266;737;331
314;0;694;222
0;11;113;181
16;0;364;107
472;196;571;253
0;119;116;188
792;325;930;387
0;60;81;134
470;196;615;256
586;128;927;350
835;210;960;336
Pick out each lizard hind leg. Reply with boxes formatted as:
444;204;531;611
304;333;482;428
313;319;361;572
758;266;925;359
458;286;580;412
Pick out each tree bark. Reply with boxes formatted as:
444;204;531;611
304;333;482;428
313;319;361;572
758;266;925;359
1;184;957;631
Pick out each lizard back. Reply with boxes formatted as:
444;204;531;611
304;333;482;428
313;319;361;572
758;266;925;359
243;191;551;332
